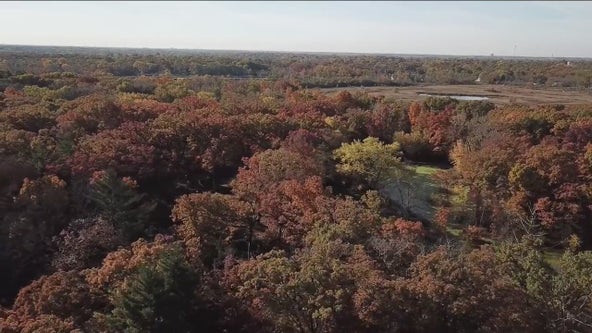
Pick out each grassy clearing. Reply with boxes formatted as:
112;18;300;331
384;164;572;262
543;250;563;270
446;225;464;237
382;163;447;222
383;163;481;241
412;164;441;176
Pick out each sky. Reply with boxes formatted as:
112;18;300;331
1;1;592;58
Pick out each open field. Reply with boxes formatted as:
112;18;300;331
320;84;592;105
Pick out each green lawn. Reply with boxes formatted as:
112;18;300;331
446;225;464;237
543;250;563;270
413;164;442;176
381;163;447;222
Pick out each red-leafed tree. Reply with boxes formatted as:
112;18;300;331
69;121;156;179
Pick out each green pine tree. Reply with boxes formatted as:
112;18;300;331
107;247;198;333
88;169;156;240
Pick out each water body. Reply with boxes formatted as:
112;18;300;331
418;93;489;101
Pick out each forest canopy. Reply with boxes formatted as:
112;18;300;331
1;46;592;332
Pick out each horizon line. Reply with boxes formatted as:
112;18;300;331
0;43;589;60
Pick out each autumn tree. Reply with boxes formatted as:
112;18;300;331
401;246;546;332
171;192;259;265
232;148;325;208
69;122;156;179
449;132;530;229
495;239;592;331
280;128;324;157
333;137;404;189
154;80;190;102
367;218;426;276
1;175;69;298
1;270;106;331
0;128;36;158
52;217;124;271
365;102;409;143
56;94;122;135
225;224;394;333
0;104;56;133
85;235;179;292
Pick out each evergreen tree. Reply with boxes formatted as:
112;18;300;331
88;169;156;240
107;246;198;333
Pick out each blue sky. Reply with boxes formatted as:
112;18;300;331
1;1;591;57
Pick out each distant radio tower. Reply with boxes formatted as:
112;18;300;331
513;44;517;57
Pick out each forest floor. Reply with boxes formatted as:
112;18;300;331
320;84;592;105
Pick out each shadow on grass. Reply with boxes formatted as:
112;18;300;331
381;163;447;223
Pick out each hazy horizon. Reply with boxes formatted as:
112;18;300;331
3;43;590;60
2;1;592;58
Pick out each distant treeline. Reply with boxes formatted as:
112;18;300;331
1;44;592;88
